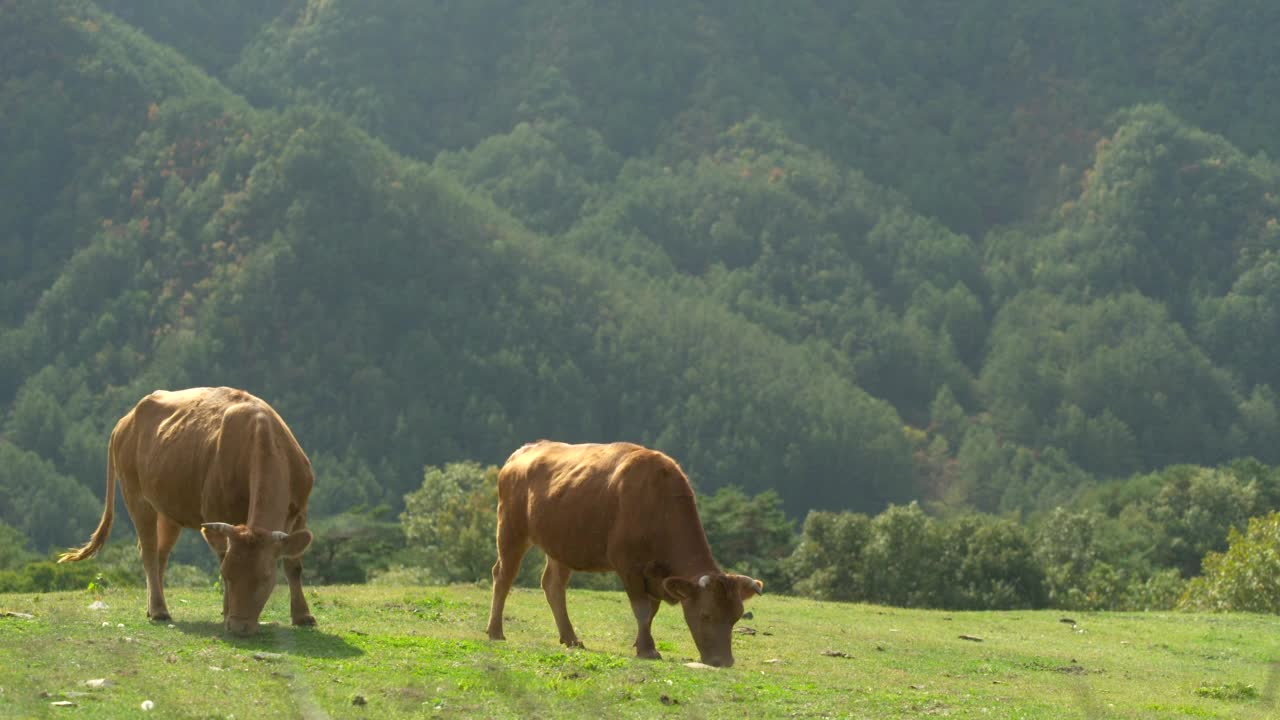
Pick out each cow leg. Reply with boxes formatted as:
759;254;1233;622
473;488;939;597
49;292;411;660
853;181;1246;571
127;500;168;621
284;556;316;627
616;566;663;659
486;532;530;641
150;514;182;622
627;592;663;660
541;558;583;648
630;596;662;659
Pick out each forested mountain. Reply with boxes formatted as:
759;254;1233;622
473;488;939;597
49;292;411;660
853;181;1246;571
5;0;1280;555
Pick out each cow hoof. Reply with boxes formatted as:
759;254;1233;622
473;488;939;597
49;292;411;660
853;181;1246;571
148;611;171;622
636;649;662;660
292;615;317;627
563;639;585;649
487;632;506;641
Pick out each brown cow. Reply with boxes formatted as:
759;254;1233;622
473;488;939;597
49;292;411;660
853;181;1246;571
59;387;316;635
486;441;763;667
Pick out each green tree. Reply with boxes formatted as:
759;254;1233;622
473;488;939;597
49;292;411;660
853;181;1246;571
785;510;872;602
401;462;509;585
1147;466;1261;576
0;522;36;572
928;385;968;445
861;502;945;607
1180;512;1280;613
1033;508;1102;609
942;516;1047;610
0;442;99;551
698;486;795;592
307;450;391;517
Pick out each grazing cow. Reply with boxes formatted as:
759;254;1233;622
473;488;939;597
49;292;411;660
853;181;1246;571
59;387;316;635
486;441;763;667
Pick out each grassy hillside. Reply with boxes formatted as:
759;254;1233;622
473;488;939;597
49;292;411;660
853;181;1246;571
2;585;1277;718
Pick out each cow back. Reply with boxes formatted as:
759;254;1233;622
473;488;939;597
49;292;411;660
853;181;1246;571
116;388;312;530
498;442;715;574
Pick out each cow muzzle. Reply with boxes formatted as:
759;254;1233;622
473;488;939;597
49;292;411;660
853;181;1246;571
701;654;734;668
225;616;259;636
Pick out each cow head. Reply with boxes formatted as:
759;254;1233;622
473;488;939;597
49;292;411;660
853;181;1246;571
662;572;763;667
200;523;313;635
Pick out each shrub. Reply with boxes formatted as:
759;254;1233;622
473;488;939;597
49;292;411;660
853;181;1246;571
308;508;407;584
785;510;872;602
1179;511;1280;613
401;462;543;587
943;516;1047;609
0;560;132;593
861;502;945;607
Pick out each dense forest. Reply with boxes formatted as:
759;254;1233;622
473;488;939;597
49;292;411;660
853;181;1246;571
4;0;1280;608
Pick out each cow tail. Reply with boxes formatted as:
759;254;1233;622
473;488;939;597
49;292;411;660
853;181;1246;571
58;439;116;563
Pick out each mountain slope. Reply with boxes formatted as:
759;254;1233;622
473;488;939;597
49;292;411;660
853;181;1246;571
0;1;917;550
7;0;1280;546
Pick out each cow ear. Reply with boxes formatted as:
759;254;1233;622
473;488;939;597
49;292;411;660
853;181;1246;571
277;529;313;559
663;576;697;602
731;574;764;600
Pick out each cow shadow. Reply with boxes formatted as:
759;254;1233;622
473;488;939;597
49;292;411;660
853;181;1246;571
170;620;364;659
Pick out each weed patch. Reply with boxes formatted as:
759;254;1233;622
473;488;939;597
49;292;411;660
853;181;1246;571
1195;681;1259;701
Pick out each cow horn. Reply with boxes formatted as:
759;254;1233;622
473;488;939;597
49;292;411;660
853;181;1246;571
201;522;236;536
698;574;711;588
271;531;289;543
754;579;764;594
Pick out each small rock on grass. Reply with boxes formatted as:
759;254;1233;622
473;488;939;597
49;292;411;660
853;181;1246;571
253;652;283;661
51;701;76;708
1;611;34;619
88;601;109;611
821;650;852;658
958;635;983;642
84;678;110;689
683;662;717;670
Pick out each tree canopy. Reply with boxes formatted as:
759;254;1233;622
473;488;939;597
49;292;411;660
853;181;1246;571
6;0;1280;562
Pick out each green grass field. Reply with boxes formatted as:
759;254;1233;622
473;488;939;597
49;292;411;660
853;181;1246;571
1;583;1278;718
